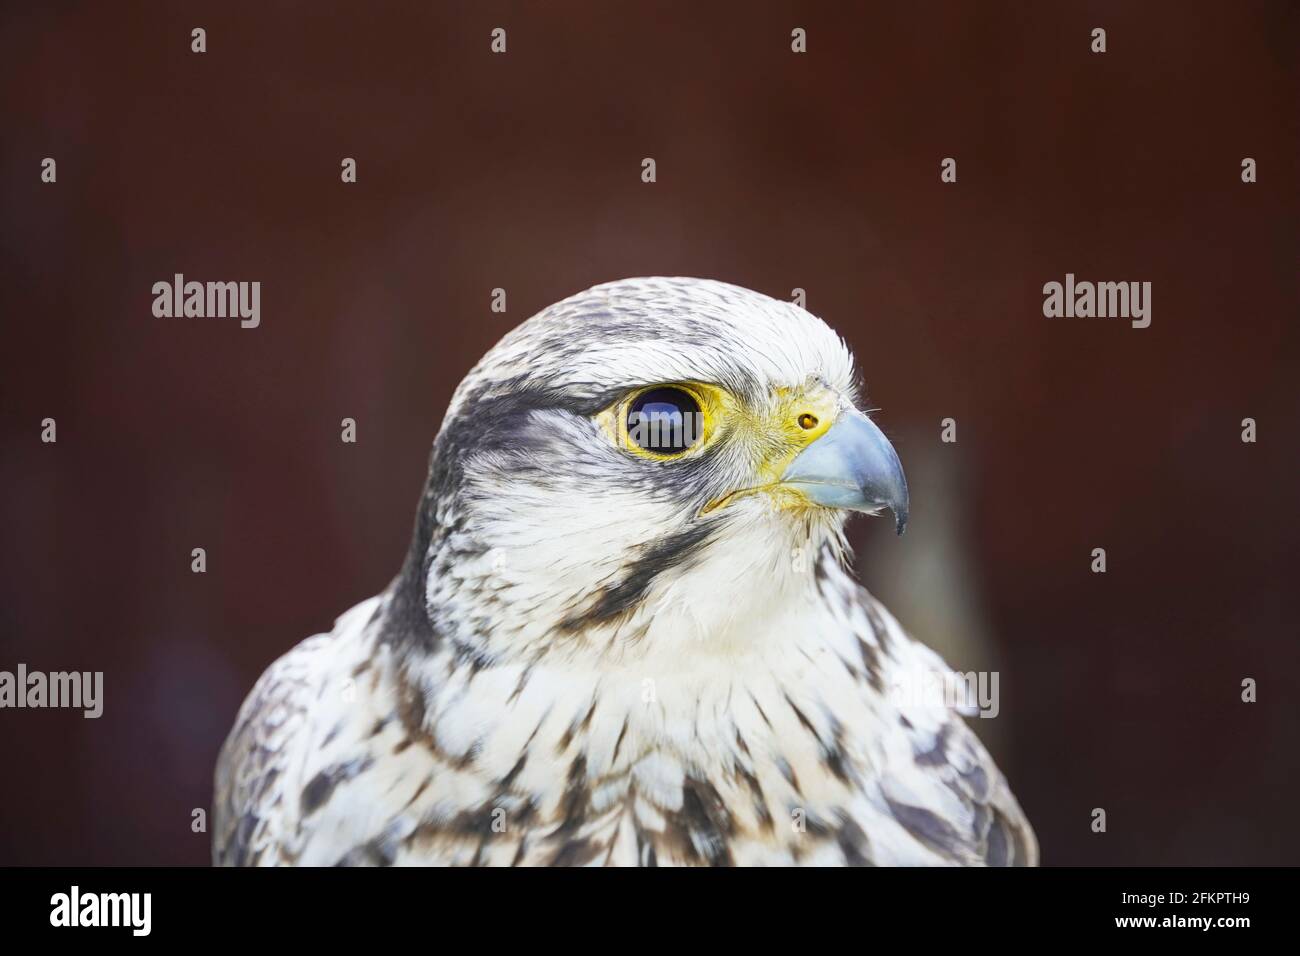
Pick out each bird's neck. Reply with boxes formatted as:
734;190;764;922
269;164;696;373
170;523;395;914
381;550;880;800
404;507;848;671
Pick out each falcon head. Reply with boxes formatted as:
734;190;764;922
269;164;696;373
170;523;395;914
392;277;908;665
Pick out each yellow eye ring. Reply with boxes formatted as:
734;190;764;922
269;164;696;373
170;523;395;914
603;383;720;461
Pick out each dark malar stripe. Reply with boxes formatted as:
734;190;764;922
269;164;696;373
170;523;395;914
560;521;716;631
379;380;630;652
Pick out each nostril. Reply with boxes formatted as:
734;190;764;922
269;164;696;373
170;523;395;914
798;413;819;430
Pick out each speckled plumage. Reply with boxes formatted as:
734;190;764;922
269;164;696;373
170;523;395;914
213;277;1038;866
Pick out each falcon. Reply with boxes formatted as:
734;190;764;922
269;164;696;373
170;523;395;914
213;277;1038;866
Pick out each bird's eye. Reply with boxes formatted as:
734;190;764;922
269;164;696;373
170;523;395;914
625;387;704;455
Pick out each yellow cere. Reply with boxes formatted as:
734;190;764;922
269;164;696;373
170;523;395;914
748;383;838;482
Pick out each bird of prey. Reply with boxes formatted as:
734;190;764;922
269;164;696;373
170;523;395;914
213;277;1037;866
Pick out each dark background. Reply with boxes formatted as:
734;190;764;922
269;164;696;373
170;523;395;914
1;2;1296;866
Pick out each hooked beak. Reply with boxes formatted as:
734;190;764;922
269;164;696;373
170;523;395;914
779;410;910;535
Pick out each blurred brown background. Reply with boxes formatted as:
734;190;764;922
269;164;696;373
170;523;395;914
1;1;1297;865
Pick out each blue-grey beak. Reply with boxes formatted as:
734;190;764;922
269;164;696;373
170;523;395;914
780;410;910;534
